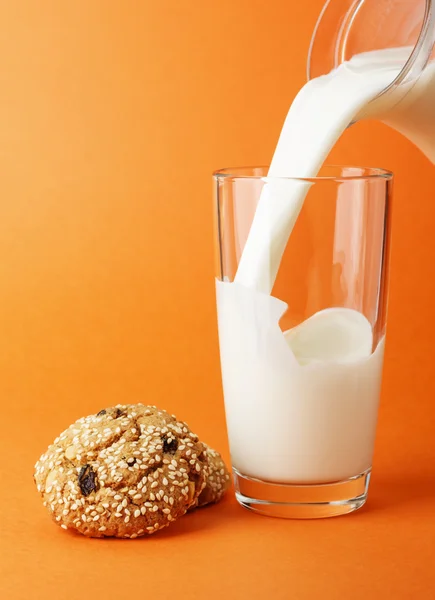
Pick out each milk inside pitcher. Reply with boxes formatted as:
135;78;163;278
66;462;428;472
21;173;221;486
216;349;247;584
308;0;435;161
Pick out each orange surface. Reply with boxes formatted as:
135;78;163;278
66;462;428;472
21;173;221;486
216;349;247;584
1;1;435;599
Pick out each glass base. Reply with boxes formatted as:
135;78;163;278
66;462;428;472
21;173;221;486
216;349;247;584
233;468;371;519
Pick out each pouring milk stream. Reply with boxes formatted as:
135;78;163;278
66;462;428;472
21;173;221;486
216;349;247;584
217;8;435;483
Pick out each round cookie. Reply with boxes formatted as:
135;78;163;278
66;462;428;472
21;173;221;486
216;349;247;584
34;404;209;538
194;445;231;508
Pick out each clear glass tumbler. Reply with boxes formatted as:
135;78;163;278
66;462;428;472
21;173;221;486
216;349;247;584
213;165;392;519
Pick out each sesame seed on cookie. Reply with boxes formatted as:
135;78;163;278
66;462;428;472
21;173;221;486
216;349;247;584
34;404;209;538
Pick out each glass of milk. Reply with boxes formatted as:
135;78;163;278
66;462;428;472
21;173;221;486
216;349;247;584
213;165;392;518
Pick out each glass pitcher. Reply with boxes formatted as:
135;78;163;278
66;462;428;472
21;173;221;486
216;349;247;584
307;0;435;161
308;0;435;104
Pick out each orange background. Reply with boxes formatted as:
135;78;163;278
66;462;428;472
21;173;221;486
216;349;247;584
1;1;434;598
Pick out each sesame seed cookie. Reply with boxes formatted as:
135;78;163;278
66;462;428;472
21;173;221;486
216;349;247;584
34;404;209;538
194;445;231;508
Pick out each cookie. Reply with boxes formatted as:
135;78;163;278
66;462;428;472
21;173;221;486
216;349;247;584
194;445;231;508
34;404;209;538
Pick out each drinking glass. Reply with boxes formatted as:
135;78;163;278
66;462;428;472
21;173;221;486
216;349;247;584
213;165;392;518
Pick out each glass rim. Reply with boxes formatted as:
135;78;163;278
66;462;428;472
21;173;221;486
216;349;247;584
213;164;393;182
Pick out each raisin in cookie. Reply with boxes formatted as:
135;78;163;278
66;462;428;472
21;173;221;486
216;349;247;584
34;404;208;538
194;445;231;508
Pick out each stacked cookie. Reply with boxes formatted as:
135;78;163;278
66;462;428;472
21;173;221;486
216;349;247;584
34;404;230;538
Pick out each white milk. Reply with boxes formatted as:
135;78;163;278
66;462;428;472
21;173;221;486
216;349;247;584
235;47;435;294
216;281;385;483
217;47;435;484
